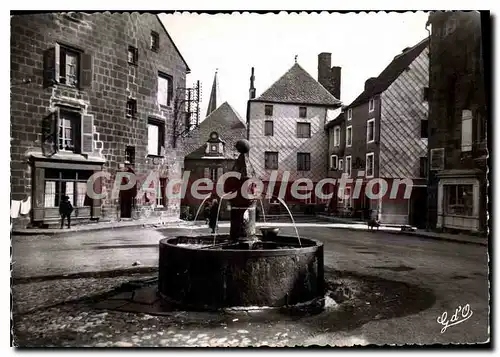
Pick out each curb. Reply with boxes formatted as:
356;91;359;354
11;221;190;236
12;266;159;285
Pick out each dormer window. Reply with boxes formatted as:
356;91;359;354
206;131;224;156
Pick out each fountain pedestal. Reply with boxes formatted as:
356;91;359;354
227;139;258;242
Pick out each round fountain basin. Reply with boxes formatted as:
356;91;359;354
158;234;324;310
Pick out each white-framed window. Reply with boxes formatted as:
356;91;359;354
333;126;341;147
339;159;343;170
366;152;374;178
157;72;173;107
461;109;473;152
345;156;352;176
147;118;165;156
369;98;375;112
347;108;352;121
367;118;375;143
330;155;338;170
346;126;352;147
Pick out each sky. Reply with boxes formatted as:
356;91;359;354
161;12;431;121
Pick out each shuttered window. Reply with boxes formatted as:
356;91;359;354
264;120;274;136
297;123;311;138
43;44;92;89
265;152;278;170
297;153;311;171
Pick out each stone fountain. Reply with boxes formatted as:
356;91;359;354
158;140;324;309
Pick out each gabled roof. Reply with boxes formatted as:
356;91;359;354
348;38;429;108
156;15;191;73
184;102;246;160
251;63;341;106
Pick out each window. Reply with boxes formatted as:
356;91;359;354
346;126;352;147
126;98;137;117
444;184;473;216
156;178;167;206
210;144;218;153
299;107;307;118
158;72;173;107
367;119;375;143
419;157;428;178
430;148;445;171
147;118;165;156
58;110;80;152
369;98;375;112
333;126;341;147
347;108;352;120
297;123;311;138
264;152;278;170
264;120;274;136
125;146;135;164
339;159;343;170
366;153;374;178
59;46;80;87
43;44;92;89
345;156;352;176
43;170;92;208
330;155;338;170
423;87;429;102
421;120;429;138
297;153;311;171
151;31;159;51
265;105;273;116
210;168;218;183
461;110;473;152
128;46;138;65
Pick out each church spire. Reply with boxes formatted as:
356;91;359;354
206;69;219;117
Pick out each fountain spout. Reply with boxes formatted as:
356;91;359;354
226;139;259;242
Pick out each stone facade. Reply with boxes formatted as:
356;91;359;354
10;12;190;228
427;11;488;235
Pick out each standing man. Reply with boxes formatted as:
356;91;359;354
59;195;74;229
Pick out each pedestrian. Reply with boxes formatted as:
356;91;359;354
209;198;219;234
59;195;74;229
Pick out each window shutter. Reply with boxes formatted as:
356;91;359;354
167;79;173;106
43;47;57;87
217;167;223;181
81;114;94;154
41;109;59;156
204;168;210;178
461;110;473;152
80;53;93;89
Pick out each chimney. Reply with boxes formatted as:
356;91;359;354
249;67;256;99
318;53;341;100
364;77;378;91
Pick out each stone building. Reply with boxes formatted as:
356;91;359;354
246;55;342;213
10;12;190;229
426;11;488;235
340;38;430;227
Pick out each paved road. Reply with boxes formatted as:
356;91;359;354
12;224;489;345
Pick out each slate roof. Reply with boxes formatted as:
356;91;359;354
183;102;247;160
251;63;341;106
348;38;429;108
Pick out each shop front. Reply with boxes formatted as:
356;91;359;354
30;155;105;227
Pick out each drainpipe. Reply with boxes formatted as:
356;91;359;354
425;18;432;232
